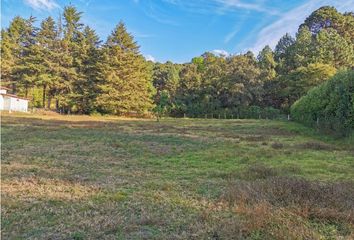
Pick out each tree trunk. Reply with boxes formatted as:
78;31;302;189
42;85;47;109
12;83;16;94
47;96;51;109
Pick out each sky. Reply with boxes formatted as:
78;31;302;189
1;0;354;63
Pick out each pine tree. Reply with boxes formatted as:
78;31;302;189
55;6;83;112
36;16;62;108
1;16;28;93
314;28;354;69
0;29;16;88
12;16;45;98
291;26;315;69
72;26;101;113
274;33;295;61
96;21;154;114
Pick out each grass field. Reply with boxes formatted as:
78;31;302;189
1;112;354;239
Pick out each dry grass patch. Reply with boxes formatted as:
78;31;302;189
2;177;99;201
220;176;354;238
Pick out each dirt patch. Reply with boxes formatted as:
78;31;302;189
271;142;284;149
296;141;337;151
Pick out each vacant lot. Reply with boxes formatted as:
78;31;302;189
1;113;354;239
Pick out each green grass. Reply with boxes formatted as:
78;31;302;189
1;113;354;239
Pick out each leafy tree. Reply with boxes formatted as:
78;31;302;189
224;54;262;107
154;90;170;121
176;63;203;115
301;6;354;44
282;63;336;109
152;61;180;114
257;45;276;81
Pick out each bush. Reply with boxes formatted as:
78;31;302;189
220;176;354;239
290;70;354;137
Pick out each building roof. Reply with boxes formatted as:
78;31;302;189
0;93;30;100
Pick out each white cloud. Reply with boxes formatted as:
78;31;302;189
224;26;240;43
24;0;59;11
249;0;354;54
224;13;249;43
216;0;279;15
157;0;278;16
212;49;230;56
145;54;156;62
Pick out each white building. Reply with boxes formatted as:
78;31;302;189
0;87;29;112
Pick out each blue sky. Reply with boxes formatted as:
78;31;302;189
1;0;354;63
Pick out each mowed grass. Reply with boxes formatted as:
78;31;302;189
1;112;354;239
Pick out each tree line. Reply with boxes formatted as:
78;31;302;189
1;6;153;114
1;6;353;118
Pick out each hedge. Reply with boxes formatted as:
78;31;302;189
290;70;354;137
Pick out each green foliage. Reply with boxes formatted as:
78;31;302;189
274;33;295;62
301;6;354;43
152;61;180;115
314;28;354;69
257;45;276;81
291;70;354;136
96;22;154;114
1;5;353;121
281;63;336;110
153;90;170;120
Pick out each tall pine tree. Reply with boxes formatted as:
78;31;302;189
96;22;154;114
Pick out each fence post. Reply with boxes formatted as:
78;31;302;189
287;114;290;121
184;113;186;118
218;114;220;119
224;113;226;119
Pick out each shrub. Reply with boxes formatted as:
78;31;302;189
219;176;354;239
290;70;354;137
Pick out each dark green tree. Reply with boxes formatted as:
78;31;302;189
96;22;154;114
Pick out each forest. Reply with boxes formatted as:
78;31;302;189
1;5;353;135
